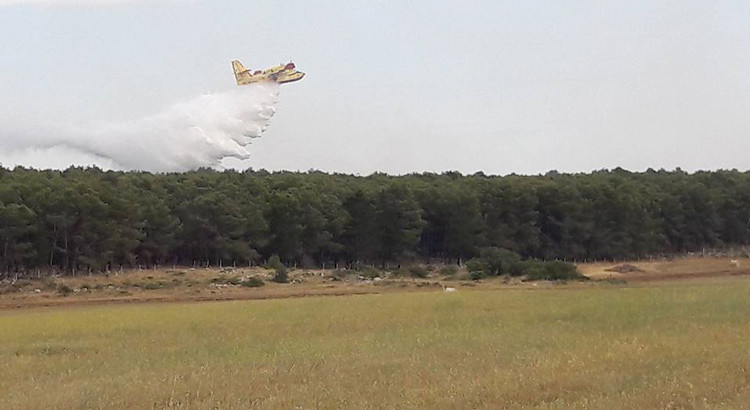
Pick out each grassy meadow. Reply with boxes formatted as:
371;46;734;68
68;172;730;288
1;278;750;409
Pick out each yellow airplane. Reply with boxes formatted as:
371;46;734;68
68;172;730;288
231;59;305;85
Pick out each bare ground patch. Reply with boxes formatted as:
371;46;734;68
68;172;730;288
579;256;750;282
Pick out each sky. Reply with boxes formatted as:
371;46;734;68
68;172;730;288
1;0;749;175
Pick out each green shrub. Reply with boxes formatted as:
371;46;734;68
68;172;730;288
272;266;288;283
265;255;284;271
241;277;265;287
438;265;459;276
209;276;242;285
42;280;58;291
466;259;488;280
523;260;584;281
466;248;524;278
57;284;73;296
391;267;409;277
480;247;523;276
346;264;382;279
361;267;383;279
466;250;583;282
408;265;429;278
142;282;162;290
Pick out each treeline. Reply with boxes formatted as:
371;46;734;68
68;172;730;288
0;166;748;276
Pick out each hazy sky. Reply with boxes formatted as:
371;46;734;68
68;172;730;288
1;0;749;174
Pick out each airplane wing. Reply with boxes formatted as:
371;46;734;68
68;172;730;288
264;66;286;75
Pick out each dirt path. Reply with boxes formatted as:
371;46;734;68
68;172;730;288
0;288;383;310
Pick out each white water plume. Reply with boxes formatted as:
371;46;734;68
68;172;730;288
12;82;281;172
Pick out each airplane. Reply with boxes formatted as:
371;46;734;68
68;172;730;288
231;59;305;85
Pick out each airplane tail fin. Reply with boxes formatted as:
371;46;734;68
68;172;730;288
231;60;252;84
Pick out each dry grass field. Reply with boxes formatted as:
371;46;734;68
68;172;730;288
1;269;749;409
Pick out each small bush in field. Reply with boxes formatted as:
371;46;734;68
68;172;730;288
466;259;488;280
361;267;383;279
57;284;73;296
438;265;459;276
265;255;284;271
42;280;58;291
408;265;429;278
142;282;162;290
523;260;585;281
241;277;265;287
210;276;241;285
272;266;288;283
391;267;409;277
480;247;523;276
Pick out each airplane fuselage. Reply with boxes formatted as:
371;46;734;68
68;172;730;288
232;60;305;86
